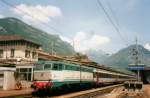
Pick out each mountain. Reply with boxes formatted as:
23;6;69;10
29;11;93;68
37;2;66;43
0;17;75;55
85;49;110;64
101;45;150;69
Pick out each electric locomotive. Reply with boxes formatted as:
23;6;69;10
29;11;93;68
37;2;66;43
32;61;94;93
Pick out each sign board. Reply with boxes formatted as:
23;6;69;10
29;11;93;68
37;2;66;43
0;67;16;72
128;66;145;70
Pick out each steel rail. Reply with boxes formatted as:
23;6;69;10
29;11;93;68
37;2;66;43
53;84;123;98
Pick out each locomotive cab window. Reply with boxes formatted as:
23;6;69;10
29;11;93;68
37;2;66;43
76;66;80;71
65;64;79;71
59;64;64;70
44;64;52;70
52;63;63;70
34;64;44;70
72;66;77;71
65;65;71;70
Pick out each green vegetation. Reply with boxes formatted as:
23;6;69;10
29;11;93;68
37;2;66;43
86;45;150;73
0;17;76;56
102;45;150;68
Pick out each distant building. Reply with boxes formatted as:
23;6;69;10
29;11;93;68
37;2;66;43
0;35;41;89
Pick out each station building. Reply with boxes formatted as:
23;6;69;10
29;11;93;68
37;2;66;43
0;35;41;89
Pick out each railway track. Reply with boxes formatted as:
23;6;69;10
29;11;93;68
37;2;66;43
5;84;123;98
52;84;123;98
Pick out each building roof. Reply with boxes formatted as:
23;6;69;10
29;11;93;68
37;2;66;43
0;35;23;41
0;35;41;46
38;50;64;61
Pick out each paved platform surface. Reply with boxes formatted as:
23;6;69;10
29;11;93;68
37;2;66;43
0;88;33;97
95;85;150;98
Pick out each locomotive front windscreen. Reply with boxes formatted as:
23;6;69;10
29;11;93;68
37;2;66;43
34;64;52;81
34;64;44;70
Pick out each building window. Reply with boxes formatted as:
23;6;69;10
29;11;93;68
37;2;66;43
16;68;32;81
32;52;37;59
11;49;15;58
25;50;30;58
0;49;3;58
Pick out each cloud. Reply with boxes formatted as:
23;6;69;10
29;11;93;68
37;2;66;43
59;32;110;52
12;4;62;23
74;32;110;52
60;35;72;44
0;14;4;18
144;43;150;51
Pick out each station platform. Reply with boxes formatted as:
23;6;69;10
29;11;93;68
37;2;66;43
0;88;33;97
96;85;150;98
1;85;150;98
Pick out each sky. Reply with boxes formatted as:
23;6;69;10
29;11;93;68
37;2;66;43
0;0;150;53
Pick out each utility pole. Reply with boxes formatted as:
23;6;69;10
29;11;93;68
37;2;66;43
132;37;140;82
136;37;140;82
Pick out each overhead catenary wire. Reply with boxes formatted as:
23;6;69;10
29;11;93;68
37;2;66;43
96;0;129;46
97;0;146;69
106;1;145;64
106;1;120;28
0;0;65;36
106;1;131;46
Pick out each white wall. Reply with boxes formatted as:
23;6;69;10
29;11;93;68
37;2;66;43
3;71;16;90
0;72;3;87
0;45;38;62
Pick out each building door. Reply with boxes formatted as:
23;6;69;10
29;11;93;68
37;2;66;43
0;72;4;88
16;66;33;81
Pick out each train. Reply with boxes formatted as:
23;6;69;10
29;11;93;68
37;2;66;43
31;60;135;95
